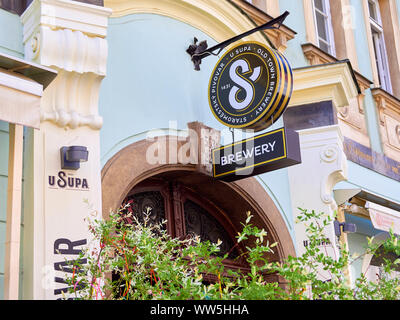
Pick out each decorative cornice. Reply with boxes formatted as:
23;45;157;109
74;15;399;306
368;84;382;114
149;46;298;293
21;0;112;130
290;61;359;109
371;87;400;159
300;43;370;142
354;71;373;93
301;43;337;66
371;87;400;125
229;0;296;52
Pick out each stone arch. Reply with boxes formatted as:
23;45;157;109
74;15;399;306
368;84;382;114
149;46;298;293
361;232;390;275
101;136;296;262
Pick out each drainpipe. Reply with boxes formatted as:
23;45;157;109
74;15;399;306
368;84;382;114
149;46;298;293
4;124;24;300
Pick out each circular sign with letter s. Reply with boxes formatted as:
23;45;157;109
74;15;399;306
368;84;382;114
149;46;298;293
208;41;292;131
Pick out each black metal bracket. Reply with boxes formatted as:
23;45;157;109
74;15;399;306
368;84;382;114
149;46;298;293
186;11;289;71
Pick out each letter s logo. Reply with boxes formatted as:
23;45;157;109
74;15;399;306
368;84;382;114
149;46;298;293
228;59;261;110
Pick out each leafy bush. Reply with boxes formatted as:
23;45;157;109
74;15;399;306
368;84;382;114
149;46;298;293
63;206;400;300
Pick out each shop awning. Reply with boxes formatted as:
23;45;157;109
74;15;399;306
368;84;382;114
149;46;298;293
367;202;400;235
0;52;57;129
334;188;400;234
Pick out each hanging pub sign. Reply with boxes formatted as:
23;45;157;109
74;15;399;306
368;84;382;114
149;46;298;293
208;41;293;132
212;127;301;182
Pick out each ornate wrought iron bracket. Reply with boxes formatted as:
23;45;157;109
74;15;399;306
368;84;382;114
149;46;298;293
186;11;290;71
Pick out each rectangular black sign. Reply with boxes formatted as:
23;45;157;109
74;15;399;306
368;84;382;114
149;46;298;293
212;127;301;181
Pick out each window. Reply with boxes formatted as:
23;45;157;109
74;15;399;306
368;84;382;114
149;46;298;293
368;0;392;94
313;0;336;55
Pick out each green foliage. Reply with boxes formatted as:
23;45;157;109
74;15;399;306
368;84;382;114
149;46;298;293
63;206;400;300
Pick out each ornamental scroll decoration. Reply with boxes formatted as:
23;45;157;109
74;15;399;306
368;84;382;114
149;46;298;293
33;28;107;130
123;191;166;230
187;122;221;176
319;144;348;209
338;106;349;119
21;1;111;130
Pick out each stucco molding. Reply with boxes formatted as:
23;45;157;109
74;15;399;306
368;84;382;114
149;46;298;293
301;42;336;66
371;88;400;126
297;125;348;211
371;87;400;159
290;61;359;109
21;0;112;130
104;0;268;45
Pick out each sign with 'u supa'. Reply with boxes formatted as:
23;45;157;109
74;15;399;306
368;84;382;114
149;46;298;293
208;41;293;132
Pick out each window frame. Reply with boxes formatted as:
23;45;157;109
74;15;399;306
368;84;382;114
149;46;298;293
312;0;336;56
368;0;392;94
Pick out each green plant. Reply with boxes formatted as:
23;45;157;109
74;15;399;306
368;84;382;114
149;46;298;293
63;205;400;300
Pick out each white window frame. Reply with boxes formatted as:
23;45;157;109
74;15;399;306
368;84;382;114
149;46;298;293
368;0;392;94
312;0;336;56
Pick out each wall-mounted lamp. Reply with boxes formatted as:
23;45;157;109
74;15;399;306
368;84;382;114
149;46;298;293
60;146;88;170
334;220;357;237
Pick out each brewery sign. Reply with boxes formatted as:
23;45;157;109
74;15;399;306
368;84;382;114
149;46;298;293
207;41;300;181
208;41;293;132
212;127;301;181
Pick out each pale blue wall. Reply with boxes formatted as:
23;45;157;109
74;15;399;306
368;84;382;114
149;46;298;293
99;13;296;239
398;0;400;26
348;0;383;153
0;9;23;58
278;0;309;67
0;8;24;299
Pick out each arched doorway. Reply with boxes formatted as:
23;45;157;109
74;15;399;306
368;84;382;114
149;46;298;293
118;174;250;288
122;175;240;259
101;136;296;269
362;232;400;282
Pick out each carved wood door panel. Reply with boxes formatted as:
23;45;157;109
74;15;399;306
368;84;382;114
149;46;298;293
123;180;240;259
184;200;237;258
128;191;166;227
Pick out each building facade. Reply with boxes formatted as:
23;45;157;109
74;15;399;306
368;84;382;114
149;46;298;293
0;0;399;299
